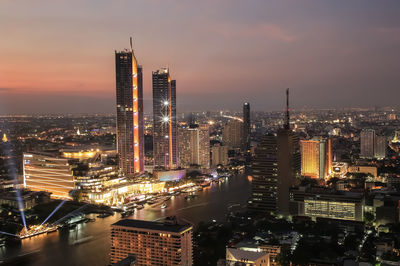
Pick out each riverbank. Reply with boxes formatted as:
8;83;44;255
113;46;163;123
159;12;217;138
0;174;251;265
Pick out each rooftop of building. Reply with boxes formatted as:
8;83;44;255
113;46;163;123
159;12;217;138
152;67;169;75
112;218;192;233
292;186;364;199
226;248;268;262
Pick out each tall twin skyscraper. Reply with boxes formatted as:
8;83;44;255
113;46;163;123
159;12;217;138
115;39;177;176
152;68;178;170
115;38;144;176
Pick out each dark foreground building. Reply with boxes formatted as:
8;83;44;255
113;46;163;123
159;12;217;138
249;89;301;215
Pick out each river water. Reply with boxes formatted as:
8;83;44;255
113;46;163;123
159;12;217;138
0;174;251;266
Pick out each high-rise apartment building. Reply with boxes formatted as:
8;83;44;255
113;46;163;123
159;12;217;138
23;153;74;199
110;219;193;265
178;124;210;169
249;89;301;215
115;38;144;176
211;144;229;167
301;137;332;179
360;129;386;159
360;129;375;159
374;135;386;160
153;68;178;170
243;102;251;151
222;120;243;150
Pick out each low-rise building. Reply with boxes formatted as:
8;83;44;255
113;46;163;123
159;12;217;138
290;187;365;221
225;248;269;266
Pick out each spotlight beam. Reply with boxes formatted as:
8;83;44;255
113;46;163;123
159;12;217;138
40;200;66;225
0;231;19;237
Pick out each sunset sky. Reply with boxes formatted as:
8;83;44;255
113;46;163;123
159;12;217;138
1;0;400;114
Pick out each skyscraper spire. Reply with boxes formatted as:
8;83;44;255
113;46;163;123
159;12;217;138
130;37;133;52
285;88;290;130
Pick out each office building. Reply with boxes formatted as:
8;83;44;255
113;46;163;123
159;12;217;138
222;120;243;150
115;38;144;176
243;102;251;151
23;152;74;199
249;89;301;215
301;137;332;179
289;187;364;221
153;68;178;170
178;124;210;169
110;218;193;265
211;144;229;167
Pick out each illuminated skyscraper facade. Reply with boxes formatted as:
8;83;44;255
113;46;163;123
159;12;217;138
153;68;178;169
301;137;332;179
115;39;144;176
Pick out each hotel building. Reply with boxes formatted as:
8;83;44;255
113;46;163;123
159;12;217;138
300;137;332;179
110;219;193;265
178;124;210;169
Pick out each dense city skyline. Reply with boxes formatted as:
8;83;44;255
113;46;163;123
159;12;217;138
1;0;400;114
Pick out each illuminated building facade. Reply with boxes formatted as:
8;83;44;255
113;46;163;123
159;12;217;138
290;187;364;221
115;38;144;176
2;133;7;142
152;68;178;169
178;124;210;169
243;102;251;151
110;219;193;265
76;177;165;205
392;131;400;143
222;119;244;150
23;153;74;199
300;137;332;179
226;248;270;266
